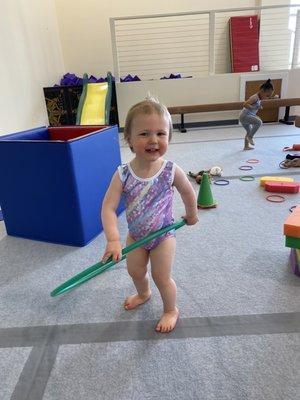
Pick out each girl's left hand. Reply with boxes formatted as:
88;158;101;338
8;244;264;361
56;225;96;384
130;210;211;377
182;214;199;225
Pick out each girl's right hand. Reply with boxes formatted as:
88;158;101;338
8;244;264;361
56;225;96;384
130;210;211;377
101;240;122;263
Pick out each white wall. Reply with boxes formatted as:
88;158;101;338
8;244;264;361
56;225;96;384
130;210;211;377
54;0;259;77
1;0;297;135
0;0;64;135
116;74;241;126
287;68;300;103
116;69;300;126
55;0;300;127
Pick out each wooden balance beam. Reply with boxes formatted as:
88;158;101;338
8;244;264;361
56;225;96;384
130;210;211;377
168;98;300;132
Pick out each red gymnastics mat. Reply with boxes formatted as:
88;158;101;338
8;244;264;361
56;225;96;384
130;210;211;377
229;15;260;73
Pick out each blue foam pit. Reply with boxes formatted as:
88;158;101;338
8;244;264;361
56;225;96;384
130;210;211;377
0;125;124;246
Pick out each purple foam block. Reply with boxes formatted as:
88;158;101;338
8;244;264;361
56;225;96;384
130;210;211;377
88;75;98;83
289;249;300;277
161;73;182;79
121;74;141;82
121;74;130;82
170;73;181;79
60;73;79;86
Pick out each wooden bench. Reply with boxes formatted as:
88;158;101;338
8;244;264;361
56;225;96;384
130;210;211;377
168;98;300;132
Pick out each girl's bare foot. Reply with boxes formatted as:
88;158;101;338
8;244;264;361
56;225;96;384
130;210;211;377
244;135;254;150
248;137;255;146
155;307;179;333
124;292;151;310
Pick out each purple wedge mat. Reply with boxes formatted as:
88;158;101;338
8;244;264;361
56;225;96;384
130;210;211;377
289;248;300;277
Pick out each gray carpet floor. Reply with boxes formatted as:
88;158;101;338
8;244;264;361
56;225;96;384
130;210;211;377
1;123;300;399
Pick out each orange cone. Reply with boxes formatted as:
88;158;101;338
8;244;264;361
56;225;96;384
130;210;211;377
197;172;217;209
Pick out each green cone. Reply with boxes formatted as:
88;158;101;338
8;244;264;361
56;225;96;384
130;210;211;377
197;172;217;208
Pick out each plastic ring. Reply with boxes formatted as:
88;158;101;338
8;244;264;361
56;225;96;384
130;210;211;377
246;159;259;164
239;176;255;181
266;195;285;203
213;179;229;186
290;206;297;213
51;219;186;297
279;161;289;169
239;165;253;171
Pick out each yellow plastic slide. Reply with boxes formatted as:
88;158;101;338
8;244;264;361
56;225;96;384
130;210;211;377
76;72;113;125
80;82;108;125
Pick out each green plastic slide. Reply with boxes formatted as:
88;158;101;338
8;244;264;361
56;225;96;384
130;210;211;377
76;72;113;125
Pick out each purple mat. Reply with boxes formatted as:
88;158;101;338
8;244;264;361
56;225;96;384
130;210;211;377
58;73;113;86
289;248;300;277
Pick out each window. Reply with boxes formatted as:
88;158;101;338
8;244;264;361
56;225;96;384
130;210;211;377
289;0;300;67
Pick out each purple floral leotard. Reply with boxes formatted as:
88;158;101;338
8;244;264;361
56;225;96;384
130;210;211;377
118;160;176;251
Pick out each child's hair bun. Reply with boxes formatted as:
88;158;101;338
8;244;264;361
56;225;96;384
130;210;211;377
260;78;274;91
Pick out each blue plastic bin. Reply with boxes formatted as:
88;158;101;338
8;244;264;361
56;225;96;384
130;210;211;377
0;125;124;246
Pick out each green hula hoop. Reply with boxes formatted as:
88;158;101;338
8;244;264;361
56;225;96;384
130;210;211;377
239;176;255;181
51;219;186;297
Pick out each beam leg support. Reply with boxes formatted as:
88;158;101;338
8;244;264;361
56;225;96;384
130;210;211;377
180;114;187;132
279;106;294;125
